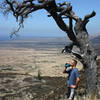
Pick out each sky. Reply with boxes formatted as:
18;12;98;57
0;0;100;38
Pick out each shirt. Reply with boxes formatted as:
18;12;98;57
66;68;79;87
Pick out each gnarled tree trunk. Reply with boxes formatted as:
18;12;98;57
74;18;97;100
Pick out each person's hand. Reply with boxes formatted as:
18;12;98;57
70;85;76;88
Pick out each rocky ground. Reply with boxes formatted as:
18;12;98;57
0;65;86;100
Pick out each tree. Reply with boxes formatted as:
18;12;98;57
0;0;99;100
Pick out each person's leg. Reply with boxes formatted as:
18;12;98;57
68;88;75;100
72;88;76;100
67;87;71;98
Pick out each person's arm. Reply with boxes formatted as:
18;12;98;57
75;77;80;87
71;77;80;88
63;67;67;73
63;68;72;73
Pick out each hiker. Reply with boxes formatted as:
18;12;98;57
63;59;80;100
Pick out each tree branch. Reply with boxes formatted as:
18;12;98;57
49;11;77;42
57;2;79;21
5;0;15;14
69;18;73;31
45;1;77;42
1;0;46;37
83;11;96;22
81;11;96;29
4;0;46;20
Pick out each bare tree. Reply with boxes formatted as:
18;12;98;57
0;0;99;99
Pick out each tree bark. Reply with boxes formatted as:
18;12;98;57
74;18;97;100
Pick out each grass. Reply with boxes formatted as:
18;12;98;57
37;69;42;80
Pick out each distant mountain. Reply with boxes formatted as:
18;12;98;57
90;33;100;39
91;35;100;55
91;35;100;44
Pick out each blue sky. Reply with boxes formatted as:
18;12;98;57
0;0;100;38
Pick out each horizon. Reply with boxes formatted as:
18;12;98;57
0;32;99;41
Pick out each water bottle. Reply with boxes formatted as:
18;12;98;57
65;63;71;68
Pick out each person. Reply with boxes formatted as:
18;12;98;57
63;59;80;100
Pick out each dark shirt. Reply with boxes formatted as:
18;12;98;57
66;68;79;87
